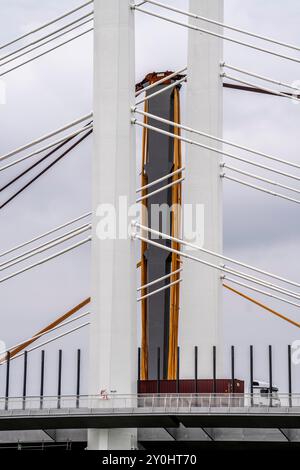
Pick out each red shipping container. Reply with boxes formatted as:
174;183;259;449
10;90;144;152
138;379;244;394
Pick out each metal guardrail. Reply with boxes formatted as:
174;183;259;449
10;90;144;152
0;394;299;414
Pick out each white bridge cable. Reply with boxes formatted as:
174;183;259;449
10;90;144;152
0;27;93;78
132;5;300;65
222;164;300;196
0;0;93;51
0;124;93;173
133;109;300;171
133;119;300;182
135;67;187;97
134;233;300;309
0;223;91;272
138;0;300;54
223;276;300;309
221;63;300;93
136;167;185;193
134;222;300;292
135;1;149;7
138;268;182;292
0;212;91;259
136;177;185;203
134;234;300;307
221;264;300;301
135;76;187;106
0;12;94;65
222;173;300;206
137;278;182;302
2;311;91;357
221;72;300;103
135;227;300;300
5;322;90;363
0;237;91;285
0;113;92;164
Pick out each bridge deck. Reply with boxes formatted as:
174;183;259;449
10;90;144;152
0;394;300;431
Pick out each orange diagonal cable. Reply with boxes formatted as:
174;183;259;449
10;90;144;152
7;297;91;360
140;99;149;380
223;283;300;328
168;85;182;379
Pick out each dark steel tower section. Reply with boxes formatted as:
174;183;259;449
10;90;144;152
143;79;180;379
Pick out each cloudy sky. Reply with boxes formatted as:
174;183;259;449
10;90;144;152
0;0;300;395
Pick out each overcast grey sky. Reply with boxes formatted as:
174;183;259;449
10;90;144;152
0;0;300;395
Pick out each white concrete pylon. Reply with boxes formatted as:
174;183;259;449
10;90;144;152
88;0;137;450
180;0;224;378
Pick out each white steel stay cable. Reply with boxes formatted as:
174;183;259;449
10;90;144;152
136;177;185;203
0;124;93;172
133;109;300;171
138;0;300;54
5;323;90;363
135;229;300;301
0;237;91;285
222;164;300;196
135;1;149;7
137;279;182;302
136;167;185;193
135;76;187;106
132;5;300;65
0;223;91;272
134;222;300;291
133;120;300;182
136;223;300;300
0;19;93;71
0;113;92;163
221;264;300;300
0;27;93;78
222;174;300;205
221;63;300;93
0;12;94;64
221;73;300;103
134;233;300;308
135;67;187;97
3;311;91;356
223;276;300;309
138;268;183;292
0;0;93;51
0;211;91;259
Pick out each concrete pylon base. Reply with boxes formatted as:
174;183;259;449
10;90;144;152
88;429;137;451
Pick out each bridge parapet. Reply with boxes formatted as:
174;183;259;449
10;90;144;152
0;394;300;415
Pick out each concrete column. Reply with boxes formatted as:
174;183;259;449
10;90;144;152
88;0;137;450
180;0;224;378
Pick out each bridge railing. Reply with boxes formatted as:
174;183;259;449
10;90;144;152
0;393;300;413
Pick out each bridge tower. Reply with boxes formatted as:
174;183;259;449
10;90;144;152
88;0;137;450
89;0;223;450
180;0;224;379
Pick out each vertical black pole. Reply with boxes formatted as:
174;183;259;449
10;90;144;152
288;345;292;406
22;351;28;410
269;345;273;392
250;345;254;406
40;350;45;409
231;346;235;394
269;345;273;407
138;347;141;396
250;346;254;394
5;351;10;411
213;346;216;394
194;346;198;394
157;347;160;394
57;349;62;409
176;347;180;394
76;349;81;408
